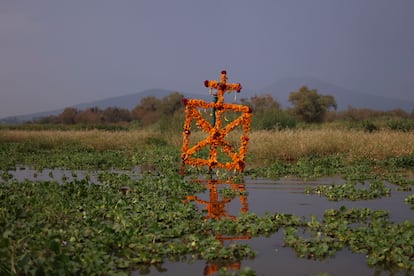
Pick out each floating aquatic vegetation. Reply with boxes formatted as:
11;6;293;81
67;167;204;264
305;179;392;201
1;131;414;274
404;195;414;209
283;207;414;270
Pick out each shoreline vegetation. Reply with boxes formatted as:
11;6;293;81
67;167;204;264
1;128;413;168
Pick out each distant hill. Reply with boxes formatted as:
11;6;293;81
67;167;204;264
0;89;211;124
1;78;413;124
256;77;414;111
74;89;176;110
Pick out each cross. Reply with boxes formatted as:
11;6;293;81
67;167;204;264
204;70;242;126
181;70;251;172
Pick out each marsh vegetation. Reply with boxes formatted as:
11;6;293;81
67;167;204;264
1;128;413;275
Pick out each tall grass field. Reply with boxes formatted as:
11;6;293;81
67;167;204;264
1;128;413;167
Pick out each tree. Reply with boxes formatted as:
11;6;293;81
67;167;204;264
58;107;78;124
74;107;103;124
241;94;280;113
102;107;132;123
131;96;162;126
158;92;186;133
241;95;295;130
159;92;185;116
288;86;337;123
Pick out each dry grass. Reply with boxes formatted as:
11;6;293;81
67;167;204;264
0;129;165;151
248;129;414;162
1;129;413;163
177;129;414;163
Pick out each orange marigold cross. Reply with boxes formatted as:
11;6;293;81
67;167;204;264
181;70;252;172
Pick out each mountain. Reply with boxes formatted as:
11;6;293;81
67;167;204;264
74;89;175;110
0;89;210;124
256;77;414;111
1;78;413;124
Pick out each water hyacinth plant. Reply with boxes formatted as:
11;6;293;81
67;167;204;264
0;128;414;274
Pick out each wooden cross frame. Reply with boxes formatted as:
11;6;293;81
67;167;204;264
181;70;252;172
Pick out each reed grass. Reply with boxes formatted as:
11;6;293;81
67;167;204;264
1;129;413;164
0;129;165;151
248;129;414;164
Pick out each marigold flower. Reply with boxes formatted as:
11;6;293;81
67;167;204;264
181;71;251;172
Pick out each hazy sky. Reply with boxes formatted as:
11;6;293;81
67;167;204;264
1;0;414;118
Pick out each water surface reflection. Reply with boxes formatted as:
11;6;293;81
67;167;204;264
146;176;413;275
3;168;412;275
184;177;251;275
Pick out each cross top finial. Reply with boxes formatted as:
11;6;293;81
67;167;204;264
204;70;242;101
220;70;227;84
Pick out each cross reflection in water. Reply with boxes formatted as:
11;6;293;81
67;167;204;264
183;176;250;275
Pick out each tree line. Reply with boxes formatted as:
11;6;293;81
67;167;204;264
36;87;414;131
38;92;185;126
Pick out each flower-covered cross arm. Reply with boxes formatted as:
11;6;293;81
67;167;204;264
204;70;242;95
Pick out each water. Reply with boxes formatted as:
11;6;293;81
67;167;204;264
3;168;412;275
144;176;413;275
2;166;141;183
245;177;412;223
